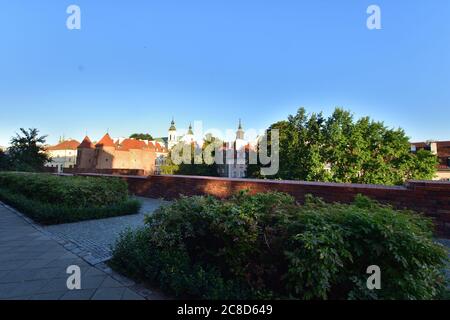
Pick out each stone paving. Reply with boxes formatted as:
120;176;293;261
0;202;164;300
43;197;167;263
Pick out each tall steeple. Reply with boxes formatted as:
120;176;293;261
182;122;194;144
169;117;176;131
168;117;177;149
187;123;194;135
236;119;244;140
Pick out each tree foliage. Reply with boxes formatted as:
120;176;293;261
129;133;153;140
0;149;10;170
160;136;221;177
7;128;50;172
249;108;437;185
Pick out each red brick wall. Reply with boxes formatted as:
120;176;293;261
65;168;147;176
78;173;450;237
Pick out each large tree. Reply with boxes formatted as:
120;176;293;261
249;107;437;185
160;136;221;177
130;133;153;140
8;128;50;172
0;149;10;170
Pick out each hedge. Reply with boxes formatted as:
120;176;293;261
110;191;448;300
0;172;141;224
0;172;129;207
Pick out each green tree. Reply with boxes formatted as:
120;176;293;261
159;155;179;175
8;128;50;172
0;149;10;170
160;136;221;177
408;149;438;180
251;107;437;185
130;133;153;140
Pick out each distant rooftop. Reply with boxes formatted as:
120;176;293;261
46;139;80;151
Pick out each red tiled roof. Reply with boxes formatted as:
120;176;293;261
118;138;147;151
155;142;165;152
47;139;80;151
78;136;94;149
148;143;156;150
96;133;116;148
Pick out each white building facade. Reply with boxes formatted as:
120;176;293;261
218;120;248;178
45;139;80;173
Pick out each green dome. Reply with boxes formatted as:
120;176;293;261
169;118;176;131
187;123;194;135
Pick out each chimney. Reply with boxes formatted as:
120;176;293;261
430;142;438;155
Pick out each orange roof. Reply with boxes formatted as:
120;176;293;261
118;138;147;151
96;133;116;148
78;136;94;149
47;139;80;151
155;142;164;152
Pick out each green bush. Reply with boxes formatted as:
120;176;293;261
110;191;448;300
0;172;129;207
0;172;141;224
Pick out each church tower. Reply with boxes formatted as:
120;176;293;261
236;119;245;140
184;123;194;143
168;118;177;149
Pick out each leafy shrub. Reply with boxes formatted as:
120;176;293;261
0;172;128;207
110;191;448;300
111;227;254;299
0;172;141;224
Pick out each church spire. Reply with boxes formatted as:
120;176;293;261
169;117;176;131
236;119;244;140
187;123;194;135
168;118;177;149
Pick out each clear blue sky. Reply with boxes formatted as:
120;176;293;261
0;0;449;146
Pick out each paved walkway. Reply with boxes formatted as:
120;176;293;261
43;197;167;263
0;203;151;300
